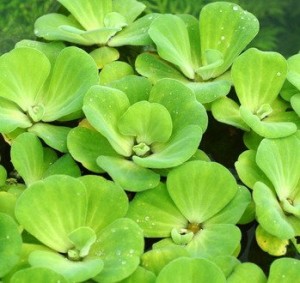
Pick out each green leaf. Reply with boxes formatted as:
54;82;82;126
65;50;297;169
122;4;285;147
135;53;188;84
89;218;144;283
29;250;103;282
15;176;88;252
90;46;119;69
79;175;128;234
0;98;32;133
0;192;17;221
10;267;69;283
118;101;173;145
255;225;289;256
148;15;194;79
109;13;159;47
253;182;295;239
28;123;71;152
0;165;7;187
42;47;98;121
83;85;133;156
291;93;300;116
232;48;287;111
235;150;272;190
0;47;50;111
97;156;160;191
67;125;118;173
58;0;112;30
156;257;226;283
0;213;22;277
167;161;238;223
11;133;45;186
256;135;300;199
239;106;297;138
199;2;259;79
211;97;250;130
227;262;267;283
113;0;146;24
99;61;134;85
127;183;187;237
287;54;300;90
186;224;241;258
118;266;156;283
268;258;300;282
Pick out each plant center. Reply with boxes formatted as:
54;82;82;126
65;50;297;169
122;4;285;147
187;222;202;234
67;248;82;261
27;103;45;122
132;142;151;157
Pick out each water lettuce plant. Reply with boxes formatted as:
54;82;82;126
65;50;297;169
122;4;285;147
0;0;300;282
68;77;207;191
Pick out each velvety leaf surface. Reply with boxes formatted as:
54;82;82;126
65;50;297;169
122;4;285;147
83;85;133;156
167;161;238;223
67;126;118;173
10;267;69;283
199;2;259;79
127;183;187;237
15;176;88;252
11;133;44;185
287;54;300;90
232;48;287;111
90;218;144;283
42;47;98;121
256;134;300;199
156;257;226;283
118;266;156;283
0;213;22;277
79;175;128;234
99;61;133;85
29;250;103;283
0;47;50;111
113;0;145;24
97;156;160;191
268;258;300;282
148;15;194;79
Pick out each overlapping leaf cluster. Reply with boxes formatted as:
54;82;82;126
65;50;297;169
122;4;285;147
0;0;300;282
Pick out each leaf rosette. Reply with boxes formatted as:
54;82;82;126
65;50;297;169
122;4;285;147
212;48;299;139
127;160;251;258
68;77;207;191
135;2;259;103
14;175;144;282
0;45;98;152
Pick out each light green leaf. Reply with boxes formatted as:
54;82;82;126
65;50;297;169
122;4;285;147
239;106;297;138
89;218;144;283
58;0;112;30
256;134;300;199
0;47;50;111
167;161;238;223
90;46;119;69
0;213;22;277
135;53;188;84
118;101;173;145
15;176;87;252
0;165;7;187
34;13;91;45
11;133;45;185
156;257;226;283
232;48;287;111
99;61;134;85
0;192;17;221
83;85;133;156
186;224;241;258
133;125;202;168
113;0;146;24
211;97;250;130
10;267;69;283
148;15;194;79
28;123;71;152
287;53;300;90
268;258;300;282
97;156;160;191
253;182;295;239
227;262;267;283
109;13;159;47
127;183;187;237
291;93;300;116
200;2;259;79
79;175;128;234
67;126;118;173
118;266;156;283
0;98;32;133
42;47;98;121
29;250;103;282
